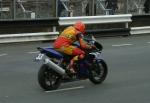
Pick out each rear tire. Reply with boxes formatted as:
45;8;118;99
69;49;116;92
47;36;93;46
89;60;108;84
38;64;62;91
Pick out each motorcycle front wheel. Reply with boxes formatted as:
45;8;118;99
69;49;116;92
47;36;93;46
88;60;108;84
38;64;62;91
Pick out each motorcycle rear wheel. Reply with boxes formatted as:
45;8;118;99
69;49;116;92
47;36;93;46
38;64;62;91
89;60;108;84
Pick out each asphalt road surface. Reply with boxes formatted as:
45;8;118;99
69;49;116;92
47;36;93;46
0;35;150;103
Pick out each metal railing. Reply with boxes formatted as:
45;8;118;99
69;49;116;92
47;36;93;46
59;14;132;26
0;14;150;43
0;14;132;43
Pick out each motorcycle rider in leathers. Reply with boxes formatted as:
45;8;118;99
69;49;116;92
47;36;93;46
53;21;94;74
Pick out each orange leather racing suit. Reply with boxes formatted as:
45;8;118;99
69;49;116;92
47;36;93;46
53;26;91;62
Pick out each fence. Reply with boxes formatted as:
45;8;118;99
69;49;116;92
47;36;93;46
0;0;150;20
0;0;56;19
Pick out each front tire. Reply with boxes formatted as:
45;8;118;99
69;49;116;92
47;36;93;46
89;60;108;84
38;64;62;91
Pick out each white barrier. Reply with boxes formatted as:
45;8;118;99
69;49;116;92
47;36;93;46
59;14;132;25
0;32;59;43
0;14;149;44
0;14;132;43
130;26;150;35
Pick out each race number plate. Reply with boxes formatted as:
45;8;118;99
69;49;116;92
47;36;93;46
35;53;44;61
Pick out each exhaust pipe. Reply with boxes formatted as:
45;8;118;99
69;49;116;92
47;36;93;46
45;58;66;76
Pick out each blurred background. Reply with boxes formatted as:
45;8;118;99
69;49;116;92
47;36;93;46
0;0;149;20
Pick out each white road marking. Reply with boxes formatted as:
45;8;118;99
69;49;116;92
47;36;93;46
45;86;85;93
0;53;7;57
28;51;39;54
112;44;133;47
147;42;150;44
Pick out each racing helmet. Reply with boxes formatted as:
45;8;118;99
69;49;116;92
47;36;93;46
73;21;86;34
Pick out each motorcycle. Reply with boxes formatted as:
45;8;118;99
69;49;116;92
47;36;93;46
35;35;108;91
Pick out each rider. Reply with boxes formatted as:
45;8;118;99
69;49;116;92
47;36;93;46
53;21;93;73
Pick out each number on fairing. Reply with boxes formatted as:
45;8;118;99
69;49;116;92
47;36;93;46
36;53;44;60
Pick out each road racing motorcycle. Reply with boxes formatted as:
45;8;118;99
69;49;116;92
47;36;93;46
35;35;108;91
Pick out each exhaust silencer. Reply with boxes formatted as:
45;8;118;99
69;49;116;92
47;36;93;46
45;58;66;76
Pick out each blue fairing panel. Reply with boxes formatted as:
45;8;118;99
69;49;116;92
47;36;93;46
42;47;63;59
